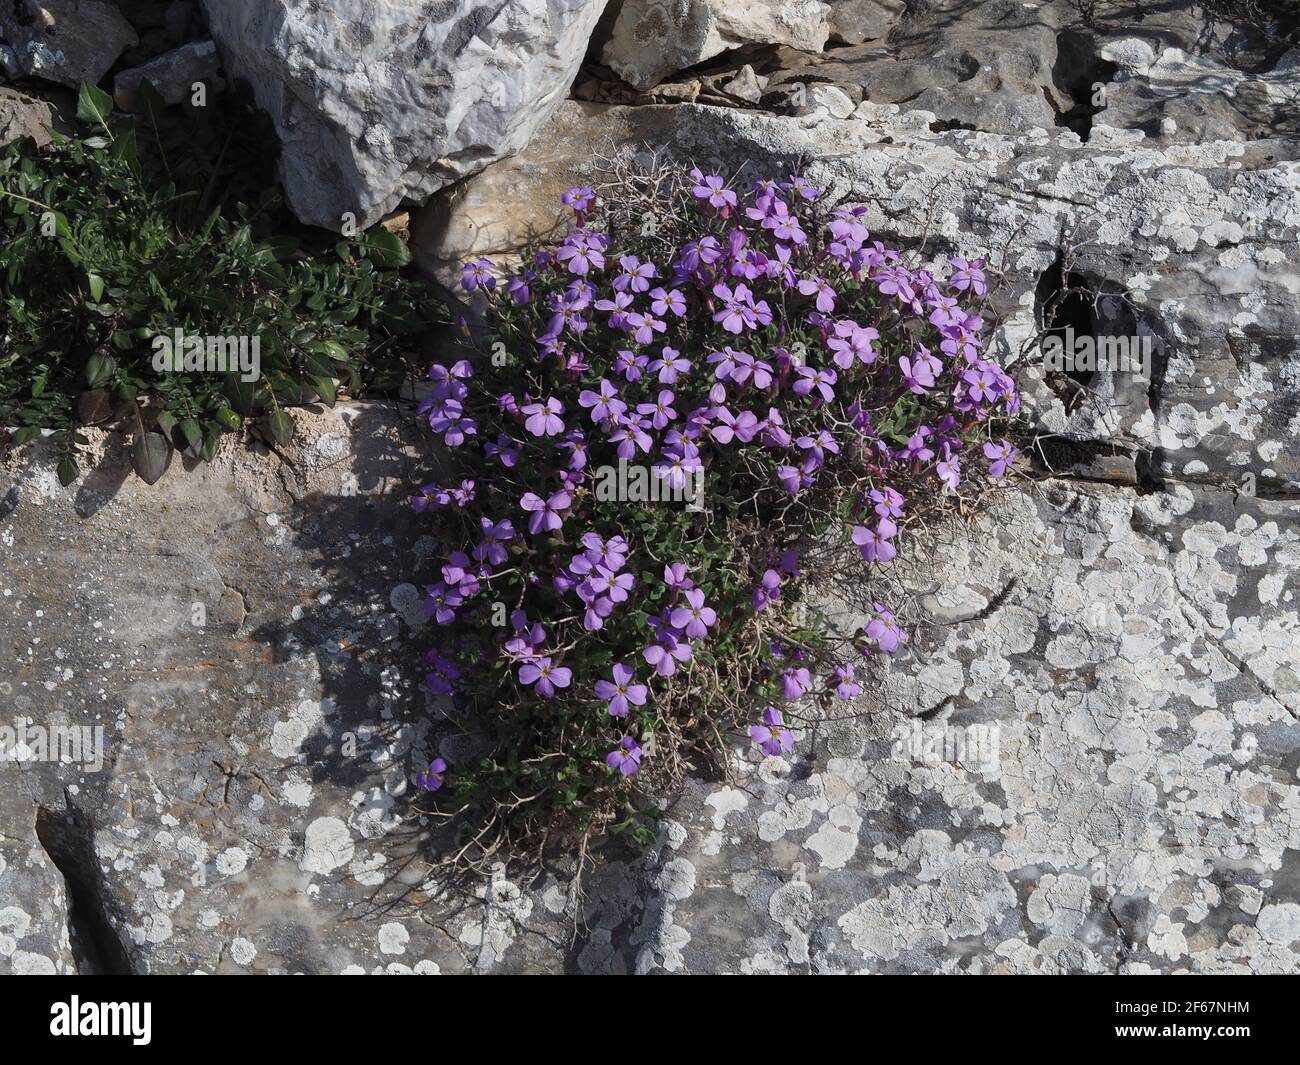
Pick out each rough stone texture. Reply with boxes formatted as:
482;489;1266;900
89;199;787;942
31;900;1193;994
198;0;609;231
568;480;1300;973
772;0;1066;135
600;0;832;91
113;39;224;112
0;0;138;88
0;793;76;973
0;86;56;147
1098;41;1300;142
825;0;904;46
3;1;1299;976
4;416;1295;972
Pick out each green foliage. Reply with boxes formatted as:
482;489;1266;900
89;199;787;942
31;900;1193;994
0;83;441;482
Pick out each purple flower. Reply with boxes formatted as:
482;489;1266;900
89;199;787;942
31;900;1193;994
476;517;515;565
752;568;781;611
749;707;794;756
865;603;904;654
649;346;690;384
461;258;495;292
637;389;677;430
851;523;897;564
663;562;693;591
556;231;606;275
578;378;627;423
797;275;837;313
949;256;988;296
670;588;716;639
650;287;686;317
644;637;692;677
594;662;649;718
983;439;1017;478
423;582;463;625
712;282;770;334
614;348;648;381
485;433;520;467
520;490;571;534
781;667;812;700
415;757;448;792
937;452;961;490
522;397;565;437
833;664;861;701
691;171;738;212
870;487;904;519
793;365;837;402
518;657;573;698
614;254;657;293
424;651;460;696
561;186;596;213
605;735;642;776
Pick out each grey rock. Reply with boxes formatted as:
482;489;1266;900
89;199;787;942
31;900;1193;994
113;40;224;112
0;0;138;88
721;64;764;104
198;0;609;232
0;87;56;148
5;68;1299;973
601;0;831;91
826;0;905;46
1097;41;1300;141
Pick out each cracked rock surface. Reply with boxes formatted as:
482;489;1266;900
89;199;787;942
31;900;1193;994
1;0;1298;975
195;0;609;231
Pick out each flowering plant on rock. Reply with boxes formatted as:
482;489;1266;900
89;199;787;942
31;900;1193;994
411;165;1020;858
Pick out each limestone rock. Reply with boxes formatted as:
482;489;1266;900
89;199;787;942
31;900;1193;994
826;0;904;45
198;0;609;231
0;87;56;148
0;0;138;88
113;39;224;112
600;0;831;91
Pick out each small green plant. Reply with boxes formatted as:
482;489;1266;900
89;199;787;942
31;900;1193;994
0;82;441;484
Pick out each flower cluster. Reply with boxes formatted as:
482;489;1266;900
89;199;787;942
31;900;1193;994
410;168;1019;845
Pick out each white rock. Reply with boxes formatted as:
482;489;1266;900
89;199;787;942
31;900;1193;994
199;0;609;230
1099;37;1157;75
601;0;831;91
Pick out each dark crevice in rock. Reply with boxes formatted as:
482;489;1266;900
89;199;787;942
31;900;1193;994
929;117;978;133
35;801;134;975
1035;252;1099;415
1032;436;1138;486
1050;28;1116;140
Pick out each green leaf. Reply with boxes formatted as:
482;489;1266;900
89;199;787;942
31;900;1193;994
358;226;410;268
57;457;79;486
85;353;116;388
309;375;337;407
223;374;258;416
87;273;105;301
76;83;115;131
213;406;242;431
178;417;202;449
135;78;166;125
266;409;294;446
130;430;172;485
